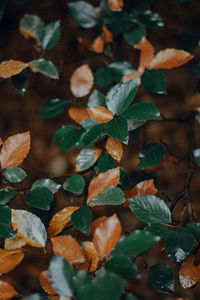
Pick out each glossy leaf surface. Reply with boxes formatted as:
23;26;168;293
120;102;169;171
75;147;102;172
4;167;27;183
29;59;59;79
106;137;123;162
97;152;116;172
40;20;61;50
0;188;17;205
53;125;83;152
31;178;61;194
12;70;29;96
104;116;128;144
149;264;174;294
89;186;125;206
122;102;161;121
87;89;106;108
0;205;16;239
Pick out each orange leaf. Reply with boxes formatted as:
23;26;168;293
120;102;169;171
134;37;154;72
4;237;26;250
47;206;79;236
39;270;56;295
0;131;30;169
87;106;113;124
76;241;99;272
87;167;120;203
75;147;102;172
0;59;28;79
0;138;3;146
102;25;113;43
90;216;109;235
51;235;86;265
93;214;121;259
68;107;90;124
0;249;24;274
179;255;200;288
0;280;17;299
106;137;123;162
70;64;94;98
149;49;194;70
91;36;104;54
107;0;123;11
122;71;142;84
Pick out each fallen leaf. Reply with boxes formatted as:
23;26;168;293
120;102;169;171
68;107;90;124
87;106;113;124
0;131;30;169
70;64;94;98
0;60;28;79
39;270;56;295
108;0;123;11
106;137;123;162
91;36;104;54
134;37;154;72
90;216;109;235
93;214;121;259
179;255;200;289
0;280;18;299
4;237;26;250
102;25;113;43
76;241;99;272
122;70;142;84
0;249;24;274
47;206;79;236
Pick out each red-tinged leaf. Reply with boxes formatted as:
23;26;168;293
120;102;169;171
87;106;113;124
70;64;94;98
149;49;194;70
68;107;90;124
0;131;30;169
122;70;142;84
51;235;86;265
0;249;24;274
87;167;120;202
91;36;104;54
76;241;99;272
0;280;17;299
106;137;123;162
75;147;102;172
134;37;154;72
102;25;113;43
47;206;79;236
108;0;123;11
93;213;121;258
179;255;200;289
90;216;109;235
39;270;56;295
0;59;28;79
4;237;26;250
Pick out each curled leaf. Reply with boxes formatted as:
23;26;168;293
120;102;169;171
87;106;113;124
134;37;154;72
0;249;24;274
0;280;18;299
39;270;56;295
108;0;123;11
70;64;94;98
91;36;104;54
68;107;90;124
179;255;200;289
106;137;123;162
0;59;28;79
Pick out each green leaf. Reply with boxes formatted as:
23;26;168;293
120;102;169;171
111;230;160;257
186;222;200;242
87;89;106;108
97;152;116;172
104;116;128;144
128;120;146;132
105;255;141;279
135;10;164;29
149;264;174;294
77;271;125;300
29;59;59;79
137;143;165;170
129;195;171;224
0;0;7;20
0;205;16;239
164;228;195;263
26;187;53;210
193;148;200;165
106;79;138;115
76;149;101;172
40;20;61;50
81;118;101;130
53;125;83;152
124;25;146;46
108;61;134;83
191;61;200;78
141;70;166;95
63;175;85;194
144;223;167;239
76;125;104;149
92;186;125;205
71;205;92;235
104;11;133;35
31;179;61;193
4;167;27;183
73;270;89;291
49;255;75;297
23;294;41;300
20;14;44;43
121;293;139;300
12;70;29;96
67;1;98;28
39;98;67;119
0;188;17;204
122;102;161;121
94;67;112;88
177;30;199;52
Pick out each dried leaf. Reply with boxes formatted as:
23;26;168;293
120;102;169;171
122;70;142;84
106;137;123;162
134;37;154;72
179;255;200;289
149;49;194;70
0;280;17;299
93;214;121;258
87;106;113;124
70;64;94;98
76;241;99;272
47;206;79;236
0;131;30;169
51;235;86;265
68;107;90;124
108;0;123;11
91;36;104;54
90;216;109;235
0;249;24;274
102;25;113;43
39;270;56;295
4;237;26;250
0;59;28;79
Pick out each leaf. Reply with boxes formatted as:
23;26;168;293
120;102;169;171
107;0;123;11
102;25;113;43
75;147;102;172
47;206;79;236
31;178;61;194
80;118;101;130
186;222;200;242
193;149;200;166
122;70;142;84
104;116;128;144
91;36;104;54
191;61;200;78
51;235;86;264
135;10;164;29
149;264;174;294
0;248;24;274
19;14;44;42
89;186;125;206
63;175;85;194
90;216;108;235
0;59;28;79
144;223;167;240
87;89;106;108
87;167;120;201
94;67;112;88
4;236;26;250
0;188;17;205
93;213;121;259
141;70;167;94
164;228;195;263
122;102;161;120
0;205;16;239
67;1;98;28
87;106;113;124
4;167;27;183
179;254;200;288
29;59;59;79
137;143;165;170
0;131;30;169
104;11;133;35
71;205;92;235
127;179;158;198
124;25;146;46
149;49;194;69
26;187;53;210
70;64;94;98
76;124;104;149
40;20;61;50
122;294;139;300
97;152;116;172
53;125;83;152
12;209;47;247
129;195;171;224
12;69;29;96
106;79;138;115
0;280;18;299
39;98;67;119
106;137;123;162
23;294;41;300
39;270;56;295
81;241;99;272
108;61;134;83
134;37;154;72
68;107;90;124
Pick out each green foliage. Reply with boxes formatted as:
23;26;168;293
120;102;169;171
104;116;128;144
141;70;167;94
97;152;116;172
4;167;27;183
137;143;165;170
124;25;146;46
38;98;67;119
94;67;112;88
31;179;61;193
0;205;16;238
12;70;29;96
29;59;59;79
92;186;125;205
122;102;161;121
63;175;85;194
0;188;17;204
26;187;53;210
149;264;174;294
71;205;92;234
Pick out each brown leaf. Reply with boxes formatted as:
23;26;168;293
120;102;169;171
90;216;109;235
0;249;24;275
75;147;102;172
76;241;99;272
0;131;30;169
0;59;28;79
134;37;154;72
107;0;123;11
68;107;90;124
149;49;194;70
179;255;200;288
47;206;79;236
93;214;121;258
106;137;123;162
51;235;86;265
4;237;26;250
102;25;113;43
87;106;113;124
70;64;94;98
122;71;142;84
0;280;18;299
91;36;104;54
39;270;56;295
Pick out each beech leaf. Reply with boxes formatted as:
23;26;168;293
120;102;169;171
4;167;27;183
0;280;18;299
149;264;174;294
91;36;104;54
106;137;123;162
134;37;154;72
19;14;44;42
68;107;90;124
39;270;56;295
29;58;59;79
87;106;113;124
0;59;28;78
71;205;92;235
70;64;94;98
179;254;200;288
75;147;102;172
81;241;99;272
0;249;24;274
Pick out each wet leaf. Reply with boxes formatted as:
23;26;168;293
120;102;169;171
137;143;165;170
87;89;106;108
70;64;94;97
141;70;167;94
89;186;125;206
4;167;27;183
0;59;28;78
97;152;116;172
31;178;61;194
104;116;128;144
75;147;102;172
40;20;61;50
91;36;104;53
0;280;18;299
106;137;123;162
0;249;24;274
68;107;90;124
179;254;200;288
124;25;146;46
81;241;99;272
39;270;56;295
149;264;174;294
39;98;67;119
12;70;29;96
29;58;59;79
87;106;113;124
122;102;161;120
0;188;17;205
71;205;92;235
134;37;154;72
19;14;44;42
26;187;53;210
63;175;85;194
